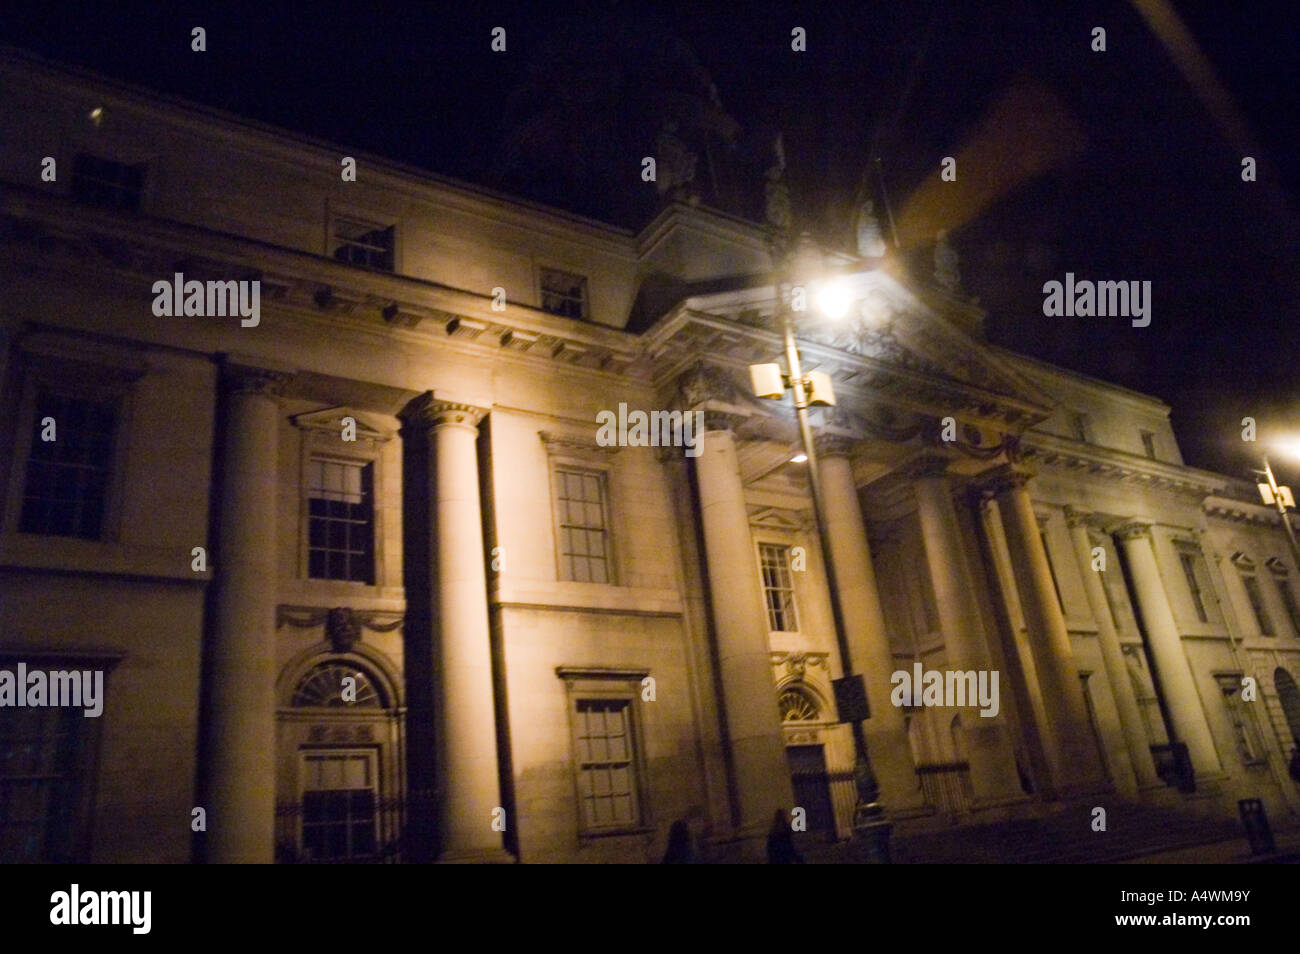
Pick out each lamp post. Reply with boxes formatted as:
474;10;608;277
750;238;891;860
1256;455;1300;576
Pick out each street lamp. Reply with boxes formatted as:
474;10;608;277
1255;451;1300;576
748;250;891;861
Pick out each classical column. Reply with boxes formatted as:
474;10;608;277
1064;508;1160;792
909;456;1024;803
989;467;1106;793
971;488;1057;797
1113;522;1222;775
693;416;794;837
202;359;291;863
407;394;511;862
817;436;924;812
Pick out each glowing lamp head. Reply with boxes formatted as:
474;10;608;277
815;280;852;320
790;453;808;463
1272;436;1300;464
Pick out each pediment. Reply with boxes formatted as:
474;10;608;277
652;265;1056;432
795;268;1055;421
292;406;394;442
748;507;806;532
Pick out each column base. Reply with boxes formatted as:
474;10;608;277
437;847;517;864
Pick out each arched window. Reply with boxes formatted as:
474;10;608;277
777;685;820;722
291;662;384;708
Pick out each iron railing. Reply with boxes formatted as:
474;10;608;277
916;761;974;814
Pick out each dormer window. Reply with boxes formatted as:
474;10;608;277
539;267;588;321
331;217;395;271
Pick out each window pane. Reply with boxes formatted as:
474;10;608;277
21;392;116;540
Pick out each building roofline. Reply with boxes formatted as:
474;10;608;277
990;344;1173;413
0;43;638;244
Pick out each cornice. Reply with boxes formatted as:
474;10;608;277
636;201;773;260
0;187;642;379
1017;431;1221;499
1203;494;1288;528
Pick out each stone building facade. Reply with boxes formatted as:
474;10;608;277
2;49;1298;863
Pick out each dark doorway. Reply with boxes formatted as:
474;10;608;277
786;745;835;840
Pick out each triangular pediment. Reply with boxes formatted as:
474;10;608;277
794;265;1055;421
646;263;1056;433
749;507;806;531
292;406;394;442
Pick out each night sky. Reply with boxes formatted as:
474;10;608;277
3;0;1297;481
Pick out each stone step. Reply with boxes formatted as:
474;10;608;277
888;803;1253;864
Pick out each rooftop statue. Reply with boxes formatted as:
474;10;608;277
855;199;887;258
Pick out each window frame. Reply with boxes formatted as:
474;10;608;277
537;265;590;322
756;541;801;633
550;462;615;585
1172;541;1223;626
1214;673;1267;766
1069;410;1091;443
294;412;390;590
1265;559;1300;637
1140;429;1157;460
326;209;399;274
556;668;651;839
0;651;117;863
5;360;136;544
296;747;381;862
303;456;377;585
1177;551;1209;623
1240;573;1273;637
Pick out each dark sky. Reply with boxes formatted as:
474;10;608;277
3;0;1298;482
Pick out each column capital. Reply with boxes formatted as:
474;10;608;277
218;355;294;398
979;462;1036;495
1112;520;1153;543
700;409;748;433
898;452;953;480
400;392;487;433
814;432;857;460
676;360;746;410
1063;505;1093;529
